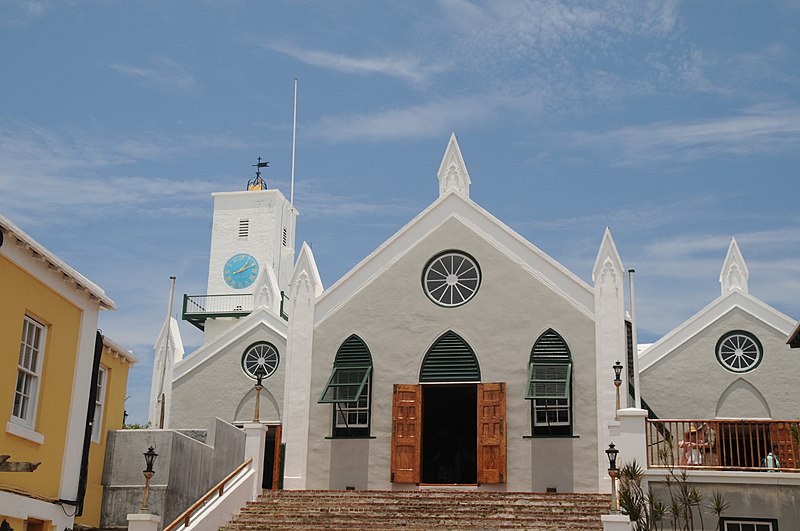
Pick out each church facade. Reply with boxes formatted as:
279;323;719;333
163;134;636;493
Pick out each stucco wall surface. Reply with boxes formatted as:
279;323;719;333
649;480;799;529
641;308;799;420
307;217;599;492
100;418;245;527
0;255;82;500
170;325;286;429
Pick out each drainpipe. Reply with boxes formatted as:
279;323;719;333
628;269;641;409
60;330;104;515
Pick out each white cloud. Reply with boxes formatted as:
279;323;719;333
0;121;248;223
0;0;54;25
565;104;800;166
308;96;492;143
436;0;679;60
110;56;196;91
263;42;442;85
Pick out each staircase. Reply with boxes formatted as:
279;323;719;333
222;490;611;530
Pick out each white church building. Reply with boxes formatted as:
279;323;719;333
155;133;637;493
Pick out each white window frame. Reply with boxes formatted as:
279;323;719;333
12;316;46;429
722;520;776;531
334;375;370;429
91;366;107;443
533;397;571;427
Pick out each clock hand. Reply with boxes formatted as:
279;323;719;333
233;261;256;275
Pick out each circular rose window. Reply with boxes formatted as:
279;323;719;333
422;251;481;307
715;331;762;373
241;342;280;380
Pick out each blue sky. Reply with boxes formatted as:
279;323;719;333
2;1;799;425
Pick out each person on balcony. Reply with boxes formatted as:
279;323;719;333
762;447;780;471
679;425;704;465
699;422;718;466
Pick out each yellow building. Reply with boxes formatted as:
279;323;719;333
0;214;134;530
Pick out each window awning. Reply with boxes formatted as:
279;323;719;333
526;362;572;400
318;366;372;404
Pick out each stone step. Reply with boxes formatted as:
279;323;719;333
222;490;610;530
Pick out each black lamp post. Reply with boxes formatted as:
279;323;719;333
141;446;158;512
613;360;623;419
253;366;266;422
606;442;620;513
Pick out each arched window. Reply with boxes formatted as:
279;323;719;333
319;335;373;437
526;329;573;436
419;331;480;382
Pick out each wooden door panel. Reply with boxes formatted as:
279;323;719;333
477;382;506;483
391;384;421;483
770;422;799;469
272;425;282;490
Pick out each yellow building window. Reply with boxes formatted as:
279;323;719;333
12;316;46;428
91;366;107;442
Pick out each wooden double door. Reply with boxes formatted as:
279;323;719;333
390;383;506;484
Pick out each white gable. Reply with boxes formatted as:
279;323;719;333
173;307;288;381
315;191;595;326
639;289;796;372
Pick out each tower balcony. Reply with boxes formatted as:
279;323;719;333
182;292;288;330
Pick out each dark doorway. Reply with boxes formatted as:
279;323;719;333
263;427;277;489
421;385;477;484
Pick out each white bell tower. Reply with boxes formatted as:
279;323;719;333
200;167;298;341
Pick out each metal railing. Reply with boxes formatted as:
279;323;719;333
163;457;253;531
183;292;290;330
184;293;254;316
646;419;800;472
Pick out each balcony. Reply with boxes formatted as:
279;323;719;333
646;419;800;472
182;292;288;330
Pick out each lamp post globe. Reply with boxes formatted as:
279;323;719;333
606;442;620;514
140;446;158;512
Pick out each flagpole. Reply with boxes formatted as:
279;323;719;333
290;78;298;206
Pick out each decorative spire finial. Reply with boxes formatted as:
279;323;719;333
720;237;749;295
437;133;471;198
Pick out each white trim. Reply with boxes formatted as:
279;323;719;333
5;419;45;444
103;335;138;364
0;214;115;309
639;290;796;372
316;192;595;326
0;490;74;529
643;467;800;486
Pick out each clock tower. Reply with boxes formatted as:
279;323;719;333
186;170;298;342
207;187;297;296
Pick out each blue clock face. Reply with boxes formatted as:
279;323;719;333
223;254;259;289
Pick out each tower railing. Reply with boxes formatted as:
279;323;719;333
183;292;290;330
182;294;253;330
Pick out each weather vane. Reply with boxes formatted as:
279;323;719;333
247;157;269;190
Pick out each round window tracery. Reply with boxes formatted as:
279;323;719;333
241;342;280;380
422;251;481;307
715;331;762;373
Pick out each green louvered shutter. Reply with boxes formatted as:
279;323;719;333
419;331;481;382
526;329;572;400
319;335;373;403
